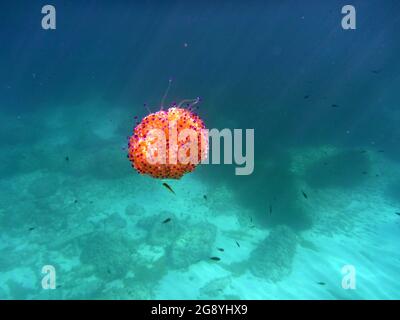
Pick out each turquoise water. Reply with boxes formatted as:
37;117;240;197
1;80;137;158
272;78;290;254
1;1;400;299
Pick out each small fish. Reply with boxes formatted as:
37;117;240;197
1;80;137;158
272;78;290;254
235;241;240;248
162;218;171;224
395;212;400;216
360;150;367;153
362;171;367;175
331;104;339;108
378;150;385;153
301;190;308;199
250;225;256;229
317;282;326;286
269;205;272;215
304;95;309;99
162;182;175;195
203;195;207;200
28;227;35;231
65;156;69;162
74;199;78;204
371;69;381;74
210;257;221;261
217;248;224;252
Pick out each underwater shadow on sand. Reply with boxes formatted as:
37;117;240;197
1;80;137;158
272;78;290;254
304;149;371;189
200;151;313;232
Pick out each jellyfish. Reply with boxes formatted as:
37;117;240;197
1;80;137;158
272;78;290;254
127;81;208;179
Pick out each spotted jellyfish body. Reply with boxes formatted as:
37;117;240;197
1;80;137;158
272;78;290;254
128;107;208;179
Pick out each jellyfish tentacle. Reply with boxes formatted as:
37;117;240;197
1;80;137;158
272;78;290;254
144;103;152;113
160;78;173;110
177;97;200;109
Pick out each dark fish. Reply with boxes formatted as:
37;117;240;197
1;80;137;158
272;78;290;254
203;195;207;200
302;190;308;199
74;199;78;204
28;227;35;231
360;150;367;153
317;282;326;286
235;241;240;248
304;95;309;99
362;171;367;175
65;156;69;162
250;225;256;229
331;104;339;108
162;182;175;195
378;150;385;153
162;218;171;224
217;248;224;252
269;205;272;215
395;212;400;216
371;69;381;74
210;257;221;261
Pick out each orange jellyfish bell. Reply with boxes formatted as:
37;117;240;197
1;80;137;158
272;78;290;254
128;99;208;179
